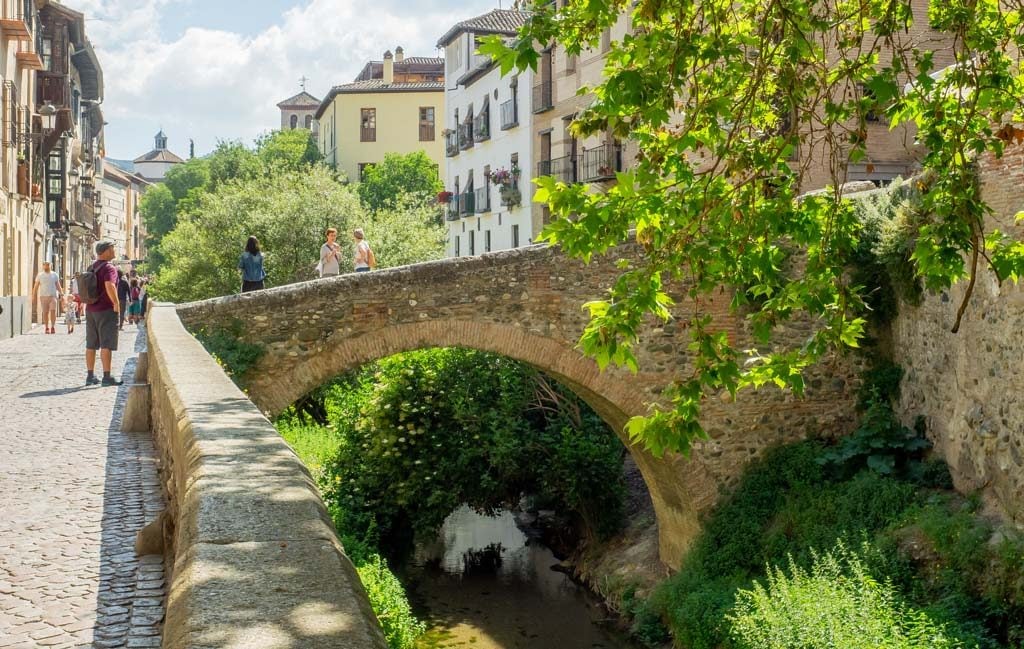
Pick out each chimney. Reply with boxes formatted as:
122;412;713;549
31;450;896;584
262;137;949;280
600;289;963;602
395;46;404;63
383;50;394;85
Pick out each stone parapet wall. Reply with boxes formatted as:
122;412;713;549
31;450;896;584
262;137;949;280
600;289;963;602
891;142;1024;524
146;304;386;649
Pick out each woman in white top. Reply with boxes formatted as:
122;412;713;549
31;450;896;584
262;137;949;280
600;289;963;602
353;228;374;273
319;228;342;277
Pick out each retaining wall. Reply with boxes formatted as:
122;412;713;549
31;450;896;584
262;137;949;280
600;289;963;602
0;296;30;340
146;304;386;648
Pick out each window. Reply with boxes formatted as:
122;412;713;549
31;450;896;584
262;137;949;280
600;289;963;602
360;108;376;141
484;230;491;253
305;115;313;129
419;107;435;141
468;230;475;256
454;235;460;256
42;39;52;71
290;114;298;129
512;224;520;248
358;163;374;181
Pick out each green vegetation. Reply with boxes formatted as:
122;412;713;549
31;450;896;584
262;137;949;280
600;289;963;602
277;348;628;648
483;0;1024;454
142;137;446;303
629;363;1024;649
729;544;965;649
357;151;444;213
193;321;265;381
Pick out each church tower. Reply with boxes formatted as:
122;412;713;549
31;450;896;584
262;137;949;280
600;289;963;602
277;80;321;136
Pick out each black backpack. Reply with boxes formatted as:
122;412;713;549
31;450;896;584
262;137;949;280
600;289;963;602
76;261;107;305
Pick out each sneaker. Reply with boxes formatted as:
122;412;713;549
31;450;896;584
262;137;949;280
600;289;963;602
86;375;100;385
100;376;123;387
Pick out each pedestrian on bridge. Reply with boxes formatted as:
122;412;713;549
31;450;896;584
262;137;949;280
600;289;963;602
238;236;267;292
319;228;342;278
352;228;376;273
32;261;63;334
84;241;122;387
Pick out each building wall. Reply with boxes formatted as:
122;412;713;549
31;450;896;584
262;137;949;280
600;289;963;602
134;160;176;182
100;175;129;258
0;5;47;337
317;90;445;183
443;33;534;257
531;14;634;234
280;108;318;137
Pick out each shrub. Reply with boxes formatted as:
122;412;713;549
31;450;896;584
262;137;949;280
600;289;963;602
194;322;264;382
728;544;966;649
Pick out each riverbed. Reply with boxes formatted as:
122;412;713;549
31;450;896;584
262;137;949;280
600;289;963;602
403;505;637;649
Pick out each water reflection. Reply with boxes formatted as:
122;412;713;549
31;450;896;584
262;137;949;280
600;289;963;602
406;505;634;649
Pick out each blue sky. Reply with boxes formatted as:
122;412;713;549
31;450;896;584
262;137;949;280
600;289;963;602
64;0;498;160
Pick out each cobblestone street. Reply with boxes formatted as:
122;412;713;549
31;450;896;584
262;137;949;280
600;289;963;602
0;322;166;648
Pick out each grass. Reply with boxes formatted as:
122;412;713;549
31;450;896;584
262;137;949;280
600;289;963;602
277;420;342;477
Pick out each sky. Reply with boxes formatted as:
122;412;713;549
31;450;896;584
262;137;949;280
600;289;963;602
63;0;500;160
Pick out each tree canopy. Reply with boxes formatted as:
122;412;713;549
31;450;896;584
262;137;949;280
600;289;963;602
483;0;1024;456
356;151;443;212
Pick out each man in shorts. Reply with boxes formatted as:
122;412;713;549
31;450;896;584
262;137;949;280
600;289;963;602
85;241;122;386
32;261;63;334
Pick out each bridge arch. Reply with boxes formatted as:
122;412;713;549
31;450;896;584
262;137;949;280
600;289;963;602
176;245;858;566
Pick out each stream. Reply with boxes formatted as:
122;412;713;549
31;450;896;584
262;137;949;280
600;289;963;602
403;505;637;649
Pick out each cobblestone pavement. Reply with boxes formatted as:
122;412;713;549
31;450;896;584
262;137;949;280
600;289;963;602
0;321;166;648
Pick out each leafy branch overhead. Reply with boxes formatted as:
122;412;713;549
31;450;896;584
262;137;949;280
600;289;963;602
480;0;1024;456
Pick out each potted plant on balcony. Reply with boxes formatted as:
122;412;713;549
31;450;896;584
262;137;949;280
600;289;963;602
16;153;30;197
437;190;453;204
490;165;522;207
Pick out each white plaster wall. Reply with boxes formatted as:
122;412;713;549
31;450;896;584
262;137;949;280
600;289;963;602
444;32;534;257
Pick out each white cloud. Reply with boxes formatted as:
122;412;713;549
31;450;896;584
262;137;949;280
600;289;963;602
63;0;498;159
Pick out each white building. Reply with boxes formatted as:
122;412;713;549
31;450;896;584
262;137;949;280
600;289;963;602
437;10;533;257
133;131;184;182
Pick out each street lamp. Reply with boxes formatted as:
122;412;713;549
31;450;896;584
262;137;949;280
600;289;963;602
39;102;57;131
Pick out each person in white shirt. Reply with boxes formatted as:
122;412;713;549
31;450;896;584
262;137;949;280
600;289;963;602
319;228;341;277
32;261;63;334
352;228;375;273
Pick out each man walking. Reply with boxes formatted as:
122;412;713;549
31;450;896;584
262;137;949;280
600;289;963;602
32;261;63;334
85;241;122;386
116;270;130;330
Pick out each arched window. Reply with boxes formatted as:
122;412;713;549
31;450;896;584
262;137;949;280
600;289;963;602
305;115;313;129
290;114;298;129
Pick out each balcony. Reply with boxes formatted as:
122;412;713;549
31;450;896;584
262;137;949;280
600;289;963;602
37;72;70;107
532;80;553;113
445;131;459;157
1;0;34;40
15;31;41;70
537;155;575;183
500;100;518;130
474;186;490;213
473;111;490;142
459;191;475;216
458;122;474;150
578;144;623;182
446;194;461;221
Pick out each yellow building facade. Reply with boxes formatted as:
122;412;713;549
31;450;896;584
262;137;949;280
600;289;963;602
315;51;445;182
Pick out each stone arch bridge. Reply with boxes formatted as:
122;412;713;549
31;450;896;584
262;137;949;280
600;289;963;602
176;242;858;567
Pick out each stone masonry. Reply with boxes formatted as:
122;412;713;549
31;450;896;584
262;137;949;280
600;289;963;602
892;140;1024;524
0;325;166;648
176;242;861;567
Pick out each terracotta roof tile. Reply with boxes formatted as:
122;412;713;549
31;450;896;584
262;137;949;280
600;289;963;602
437;9;530;48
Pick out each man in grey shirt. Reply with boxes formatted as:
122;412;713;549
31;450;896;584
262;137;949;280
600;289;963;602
319;227;342;277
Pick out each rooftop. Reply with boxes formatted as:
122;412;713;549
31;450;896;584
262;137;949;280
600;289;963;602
436;9;530;48
276;90;322;109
